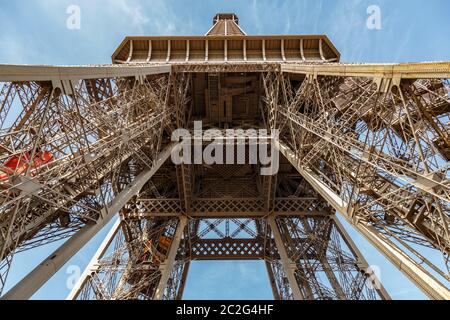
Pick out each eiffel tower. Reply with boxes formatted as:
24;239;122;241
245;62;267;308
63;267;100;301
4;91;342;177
0;13;449;300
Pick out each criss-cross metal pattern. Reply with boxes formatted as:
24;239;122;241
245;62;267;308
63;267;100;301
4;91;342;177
0;14;449;300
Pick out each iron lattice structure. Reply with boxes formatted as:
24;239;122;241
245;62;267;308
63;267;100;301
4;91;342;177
0;14;449;300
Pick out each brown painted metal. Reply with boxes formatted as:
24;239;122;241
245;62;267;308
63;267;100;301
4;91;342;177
1;13;449;301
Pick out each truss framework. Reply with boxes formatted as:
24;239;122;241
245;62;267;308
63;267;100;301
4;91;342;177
0;58;449;300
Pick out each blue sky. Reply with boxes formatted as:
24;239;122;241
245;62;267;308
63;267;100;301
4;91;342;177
1;0;450;300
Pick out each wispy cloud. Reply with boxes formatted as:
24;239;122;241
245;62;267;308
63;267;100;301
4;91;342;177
0;0;194;64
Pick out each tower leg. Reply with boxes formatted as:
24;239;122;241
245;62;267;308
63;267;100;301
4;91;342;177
267;215;304;300
67;216;185;300
331;215;391;300
277;141;450;300
265;260;281;300
154;216;187;300
175;261;190;300
67;219;121;300
1;145;174;300
269;214;388;300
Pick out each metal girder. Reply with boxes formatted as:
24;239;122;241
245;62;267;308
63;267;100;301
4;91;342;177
276;141;450;300
266;214;386;300
1;61;448;83
331;215;391;300
265;260;281;300
1;144;175;300
0;52;448;301
124;197;325;219
268;215;304;300
67;217;182;300
154;216;187;300
0;64;171;82
282;61;450;79
66;219;121;300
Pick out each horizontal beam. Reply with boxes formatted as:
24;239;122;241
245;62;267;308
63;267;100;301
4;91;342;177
191;238;265;260
124;197;328;219
0;64;171;82
112;35;340;64
173;63;279;73
126;211;331;219
282;61;450;79
268;215;304;300
0;62;448;83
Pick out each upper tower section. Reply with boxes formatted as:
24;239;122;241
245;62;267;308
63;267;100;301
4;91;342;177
206;13;247;36
112;13;340;64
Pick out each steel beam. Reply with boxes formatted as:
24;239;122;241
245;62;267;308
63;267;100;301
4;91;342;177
1;61;448;84
0;64;171;82
267;215;304;300
1;144;175;300
153;216;188;300
276;141;450;300
282;61;450;79
176;261;190;300
265;261;281;300
331;216;391;300
66;219;122;300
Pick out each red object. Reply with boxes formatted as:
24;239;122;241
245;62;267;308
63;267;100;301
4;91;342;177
0;151;54;182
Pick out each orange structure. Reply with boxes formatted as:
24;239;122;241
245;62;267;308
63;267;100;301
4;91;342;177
0;151;53;183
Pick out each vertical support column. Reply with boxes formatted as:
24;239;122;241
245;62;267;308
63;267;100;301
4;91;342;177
262;39;267;62
300;39;306;61
331;215;391;300
146;40;152;62
265;261;281;300
267;216;303;300
224;39;228;62
166;40;172;63
243;39;247;62
176;261;191;300
0;256;12;297
0;83;16;129
66;219;122;300
185;40;190;63
127;40;134;63
154;216;188;300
